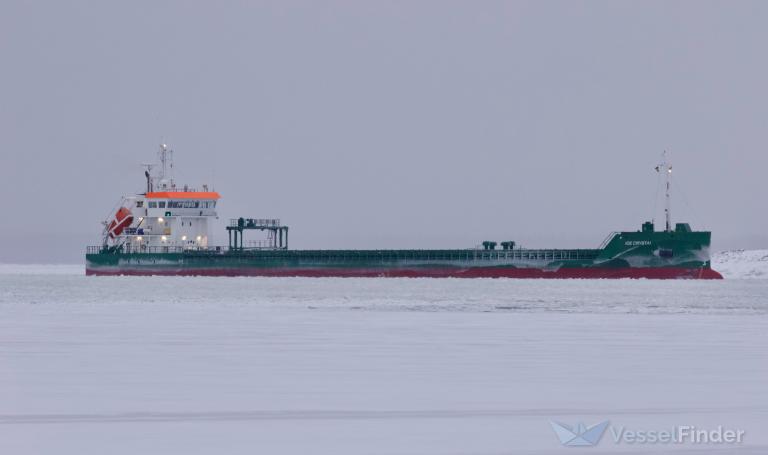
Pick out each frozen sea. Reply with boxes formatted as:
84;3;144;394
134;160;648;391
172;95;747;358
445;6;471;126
1;264;767;454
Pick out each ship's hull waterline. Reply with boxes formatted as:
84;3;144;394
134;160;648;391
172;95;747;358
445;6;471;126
85;265;723;279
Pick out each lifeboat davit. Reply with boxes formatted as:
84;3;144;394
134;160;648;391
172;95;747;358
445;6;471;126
108;207;134;239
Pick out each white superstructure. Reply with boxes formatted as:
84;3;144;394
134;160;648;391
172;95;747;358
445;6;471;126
103;144;220;251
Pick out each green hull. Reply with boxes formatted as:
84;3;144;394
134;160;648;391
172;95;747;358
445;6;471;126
86;223;721;279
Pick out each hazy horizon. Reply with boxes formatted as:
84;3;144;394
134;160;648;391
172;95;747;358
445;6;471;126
2;1;767;263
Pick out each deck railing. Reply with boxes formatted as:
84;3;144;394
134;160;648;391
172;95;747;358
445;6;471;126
598;232;619;249
87;245;225;254
229;218;281;228
87;245;600;261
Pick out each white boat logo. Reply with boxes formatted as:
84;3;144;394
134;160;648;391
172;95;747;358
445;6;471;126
550;420;610;447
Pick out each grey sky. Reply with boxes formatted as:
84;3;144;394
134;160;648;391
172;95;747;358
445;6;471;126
1;1;766;263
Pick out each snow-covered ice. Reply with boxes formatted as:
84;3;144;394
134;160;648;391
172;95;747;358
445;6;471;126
0;269;767;454
0;263;83;276
712;249;768;279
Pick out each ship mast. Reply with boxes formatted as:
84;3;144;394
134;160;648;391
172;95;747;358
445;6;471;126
157;143;175;189
655;151;672;232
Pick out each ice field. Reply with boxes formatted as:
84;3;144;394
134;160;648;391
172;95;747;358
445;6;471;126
1;259;767;454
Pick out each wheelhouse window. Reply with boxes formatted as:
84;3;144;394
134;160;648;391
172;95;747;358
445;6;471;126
148;201;157;208
167;200;201;209
159;201;166;208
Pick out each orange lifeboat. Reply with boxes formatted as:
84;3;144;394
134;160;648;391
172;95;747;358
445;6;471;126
108;207;134;239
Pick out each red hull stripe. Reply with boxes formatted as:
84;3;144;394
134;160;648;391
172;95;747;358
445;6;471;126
86;267;724;279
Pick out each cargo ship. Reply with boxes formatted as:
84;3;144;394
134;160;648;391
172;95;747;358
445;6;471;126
86;145;722;279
